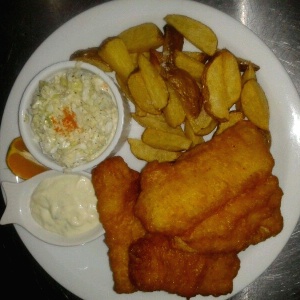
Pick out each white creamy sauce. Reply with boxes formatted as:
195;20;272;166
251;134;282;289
30;174;99;237
29;65;118;168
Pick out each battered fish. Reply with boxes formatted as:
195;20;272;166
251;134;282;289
135;120;276;236
129;233;240;298
179;175;283;253
91;156;146;293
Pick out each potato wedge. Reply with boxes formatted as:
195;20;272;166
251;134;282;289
70;47;113;72
241;63;257;85
166;67;202;118
241;79;269;130
164;14;218;56
214;111;244;135
142;128;192;151
127;71;161;115
98;37;135;82
202;49;241;121
132;113;185;136
128;138;181;162
174;50;205;80
162;24;184;67
118;23;164;53
186;106;218;135
163;84;186;128
138;54;169;110
184;119;205;146
236;57;260;72
183;51;209;63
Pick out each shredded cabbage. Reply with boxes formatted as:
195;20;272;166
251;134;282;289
30;67;118;168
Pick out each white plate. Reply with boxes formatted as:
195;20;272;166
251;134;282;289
1;0;300;299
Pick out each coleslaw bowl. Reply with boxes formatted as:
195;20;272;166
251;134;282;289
18;60;130;172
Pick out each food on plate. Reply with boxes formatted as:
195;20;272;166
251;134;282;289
184;119;205;147
241;78;270;130
70;47;112;72
131;113;185;136
202;49;242;121
128;138;181;162
67;12;282;299
118;22;164;53
98;37;135;83
127;71;161;115
186;105;218;135
138;53;169;110
166;67;202;118
174;50;205;80
134;121;276;235
29;65;118;169
91;156;145;293
178;175;283;253
164;14;218;56
70;15;270;163
129;233;240;298
241;62;257;85
30;174;99;236
6;136;48;180
91;120;283;298
163;83;186;127
141;128;192;151
214;111;244;135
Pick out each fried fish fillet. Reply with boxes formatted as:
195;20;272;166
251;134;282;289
135;120;276;235
129;233;240;298
91;156;146;293
179;175;283;253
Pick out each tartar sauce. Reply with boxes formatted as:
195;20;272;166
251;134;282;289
30;174;99;237
30;65;118;168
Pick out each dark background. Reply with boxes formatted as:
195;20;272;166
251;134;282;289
1;1;300;299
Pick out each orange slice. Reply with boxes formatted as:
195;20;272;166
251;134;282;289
6;136;49;180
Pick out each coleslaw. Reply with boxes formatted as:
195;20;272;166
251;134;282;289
29;66;118;169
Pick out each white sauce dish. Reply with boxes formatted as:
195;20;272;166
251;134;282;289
0;170;105;246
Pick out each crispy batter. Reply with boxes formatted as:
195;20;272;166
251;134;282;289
179;175;283;253
129;233;240;298
91;156;146;293
135;120;275;236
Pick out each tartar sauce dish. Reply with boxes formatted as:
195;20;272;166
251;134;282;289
0;170;105;246
19;61;129;172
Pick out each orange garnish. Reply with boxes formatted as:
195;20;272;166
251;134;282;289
6;136;49;180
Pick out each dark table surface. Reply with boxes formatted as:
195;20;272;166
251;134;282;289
1;0;300;299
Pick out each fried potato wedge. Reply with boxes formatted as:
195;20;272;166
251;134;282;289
163;84;186;128
128;138;181;162
236;57;260;72
162;24;184;67
127;71;161;115
241;79;269;130
184;119;205;147
142;128;192;151
166;68;202;118
214;111;244;135
202;49;242;121
98;37;135;82
118;23;164;53
138;54;169;110
70;47;113;72
241;63;257;85
132;113;185;136
183;51;209;63
174;50;205;81
186;106;218;136
164;14;218;56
